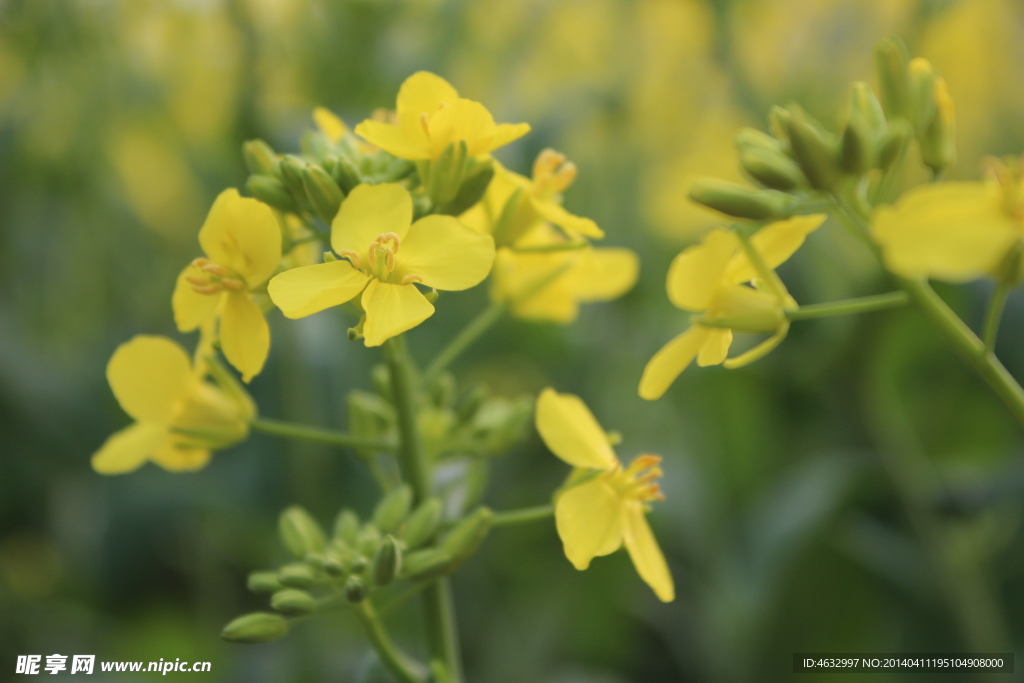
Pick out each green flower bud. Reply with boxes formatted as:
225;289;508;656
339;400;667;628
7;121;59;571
247;571;283;594
689;179;797;220
221;612;288;644
331;155;362;193
373;484;413;534
440;507;493;569
426;140;469;205
401;498;444;549
301;164;345;224
279;506;327;559
919;77;956;173
344;575;367;603
735;127;784;154
456;383;489;424
278;155;309;202
300;129;332;160
357;523;383;558
875;37;910;120
768;106;792;144
348;555;368;574
277;562;316;588
270;588;316;616
243;140;279;177
739;147;806;191
333;509;360;547
371;536;402;587
840;111;874;175
878;120;912;170
436;159;495;216
400;548;453;581
784;109;841;191
322;553;346;577
849;82;887;136
424;289;440;304
381;157;416;183
245;175;296;213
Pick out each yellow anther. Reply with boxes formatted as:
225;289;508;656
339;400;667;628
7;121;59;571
532;149;576;197
185;275;211;287
221;278;245;291
400;274;424;285
190;283;222;296
533;148;567;180
551;161;577;194
338;249;362;270
191;257;211;269
369;232;401;253
201;262;227;277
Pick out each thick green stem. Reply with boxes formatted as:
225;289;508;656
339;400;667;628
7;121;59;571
384;335;464;683
355;601;427;683
250;418;395;451
982;280;1011;355
786;292;909;320
423;302;506;386
491;504;554;527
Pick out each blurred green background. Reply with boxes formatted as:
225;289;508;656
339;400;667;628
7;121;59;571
3;0;1024;680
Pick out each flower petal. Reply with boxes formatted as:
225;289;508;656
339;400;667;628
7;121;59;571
531;198;604;239
622;501;675;602
666;228;739;311
91;422;167;475
313;106;348;143
638;326;709;401
696;327;732;366
569;248;639;303
151;441;212;472
172;264;220;332
331;183;413;259
360;280;435;347
396;71;460;137
724;214;825;284
427;98;497;158
220;291;269;383
535;387;618;470
394;215;495;291
555;478;624;570
486;122;531;154
268;260;369;319
108;335;195;424
199;189;282;286
491;249;577;322
353;120;431;160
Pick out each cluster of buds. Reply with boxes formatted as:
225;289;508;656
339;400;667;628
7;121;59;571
221;491;494;644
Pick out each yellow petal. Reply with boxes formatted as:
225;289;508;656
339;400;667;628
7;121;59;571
696;327;732;366
666;228;739;311
396;71;459;136
530;198;604;239
555;478;624;570
313;106;348;143
491;248;578;323
535;387;618;470
872;182;1015;281
569;248;639;303
220;291;269;383
360;280;435;347
486;122;531;153
622;501;675;602
151;441;212;472
427;98;497;158
268;260;369;319
91;422;167;475
331;183;413;259
172;264;220;332
107;335;194;424
394;215;495;291
353;119;431;160
722;323;790;369
638;326;709;401
724;214;825;283
198;189;282;286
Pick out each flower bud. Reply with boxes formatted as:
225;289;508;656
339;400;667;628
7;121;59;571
331;155;362;193
785;108;841;191
301;164;345;224
381;157;416;183
440;507;493;569
689;179;797;220
436;159;495;216
333;509;360;547
245;175;297;213
840;111;874;175
278;155;309;202
279;506;327;558
400;548;453;581
373;484;413;534
322;553;346;577
277;562;317;588
735;127;784;154
877;120;912;170
849;82;887;136
344;575;367;603
768;106;792;145
357;523;382;558
247;571;283;594
243;140;279;177
221;612;288;644
371;536;402;587
875;36;910;120
739;147;805;191
456;383;489;424
424;289;440;304
919;77;956;174
426;140;469;205
401;498;444;549
271;589;316;616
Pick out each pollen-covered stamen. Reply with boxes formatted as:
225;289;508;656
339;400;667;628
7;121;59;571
201;262;227;277
607;454;665;503
186;258;244;296
338;249;363;270
367;233;402;279
532;149;577;198
401;274;424;285
221;278;245;292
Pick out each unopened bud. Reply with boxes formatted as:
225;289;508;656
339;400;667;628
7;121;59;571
331;155;362;193
279;506;327;559
247;571;283;594
424;289;439;304
436;159;494;215
322;554;346;577
427;140;469;205
400;548;453;581
277;562;316;588
849;82;887;136
440;507;493;569
739;148;805;191
689;179;797;220
333;509;361;547
221;612;289;644
401;498;444;549
357;524;382;558
768;106;792;144
735;127;783;154
373;484;413;534
875;37;910;120
278;155;309;201
245;175;296;213
371;536;402;587
271;589;316;616
919;77;956;173
785;109;841;190
840;111;874;175
382;157;416;183
302;164;345;223
243;140;279;176
344;575;367;603
878;120;912;170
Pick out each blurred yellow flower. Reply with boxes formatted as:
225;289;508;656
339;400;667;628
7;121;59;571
92;335;255;475
313;106;349;144
872;165;1024;282
172;189;282;383
354;72;530;161
536;388;674;603
640;215;824;400
268;184;495;346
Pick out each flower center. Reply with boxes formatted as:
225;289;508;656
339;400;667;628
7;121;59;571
605;454;664;503
186;258;246;295
532;149;577;200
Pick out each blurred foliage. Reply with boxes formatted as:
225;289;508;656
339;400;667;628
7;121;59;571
2;0;1024;681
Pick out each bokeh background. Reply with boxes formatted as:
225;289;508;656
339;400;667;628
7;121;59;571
3;0;1024;680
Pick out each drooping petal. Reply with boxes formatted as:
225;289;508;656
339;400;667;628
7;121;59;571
486;122;531;154
172;265;220;332
394;215;495;291
268;260;369;319
555;478;624;570
535;388;618;470
666;228;740;311
220;292;269;383
353;120;432;160
360;280;435;347
872;182;1015;282
724;214;825;284
569;248;639;303
150;441;212;472
530;198;604;239
313;106;348;143
91;422;168;475
107;336;195;424
331;184;413;259
491;249;578;322
638;326;709;401
395;71;459;137
198;189;282;286
426;99;497;158
696;327;732;366
622;501;675;602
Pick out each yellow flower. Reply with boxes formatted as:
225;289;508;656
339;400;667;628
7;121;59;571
639;215;824;400
313;106;349;144
535;388;674;603
92;335;255;475
872;161;1024;282
490;224;638;323
461;152;603;246
172;189;282;382
353;72;530;161
267;183;495;346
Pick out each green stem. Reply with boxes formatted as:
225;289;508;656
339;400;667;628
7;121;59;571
250;418;395;451
982;280;1011;355
384;335;464;683
422;302;506;385
355;601;427;683
491;504;554;527
786;292;909;320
